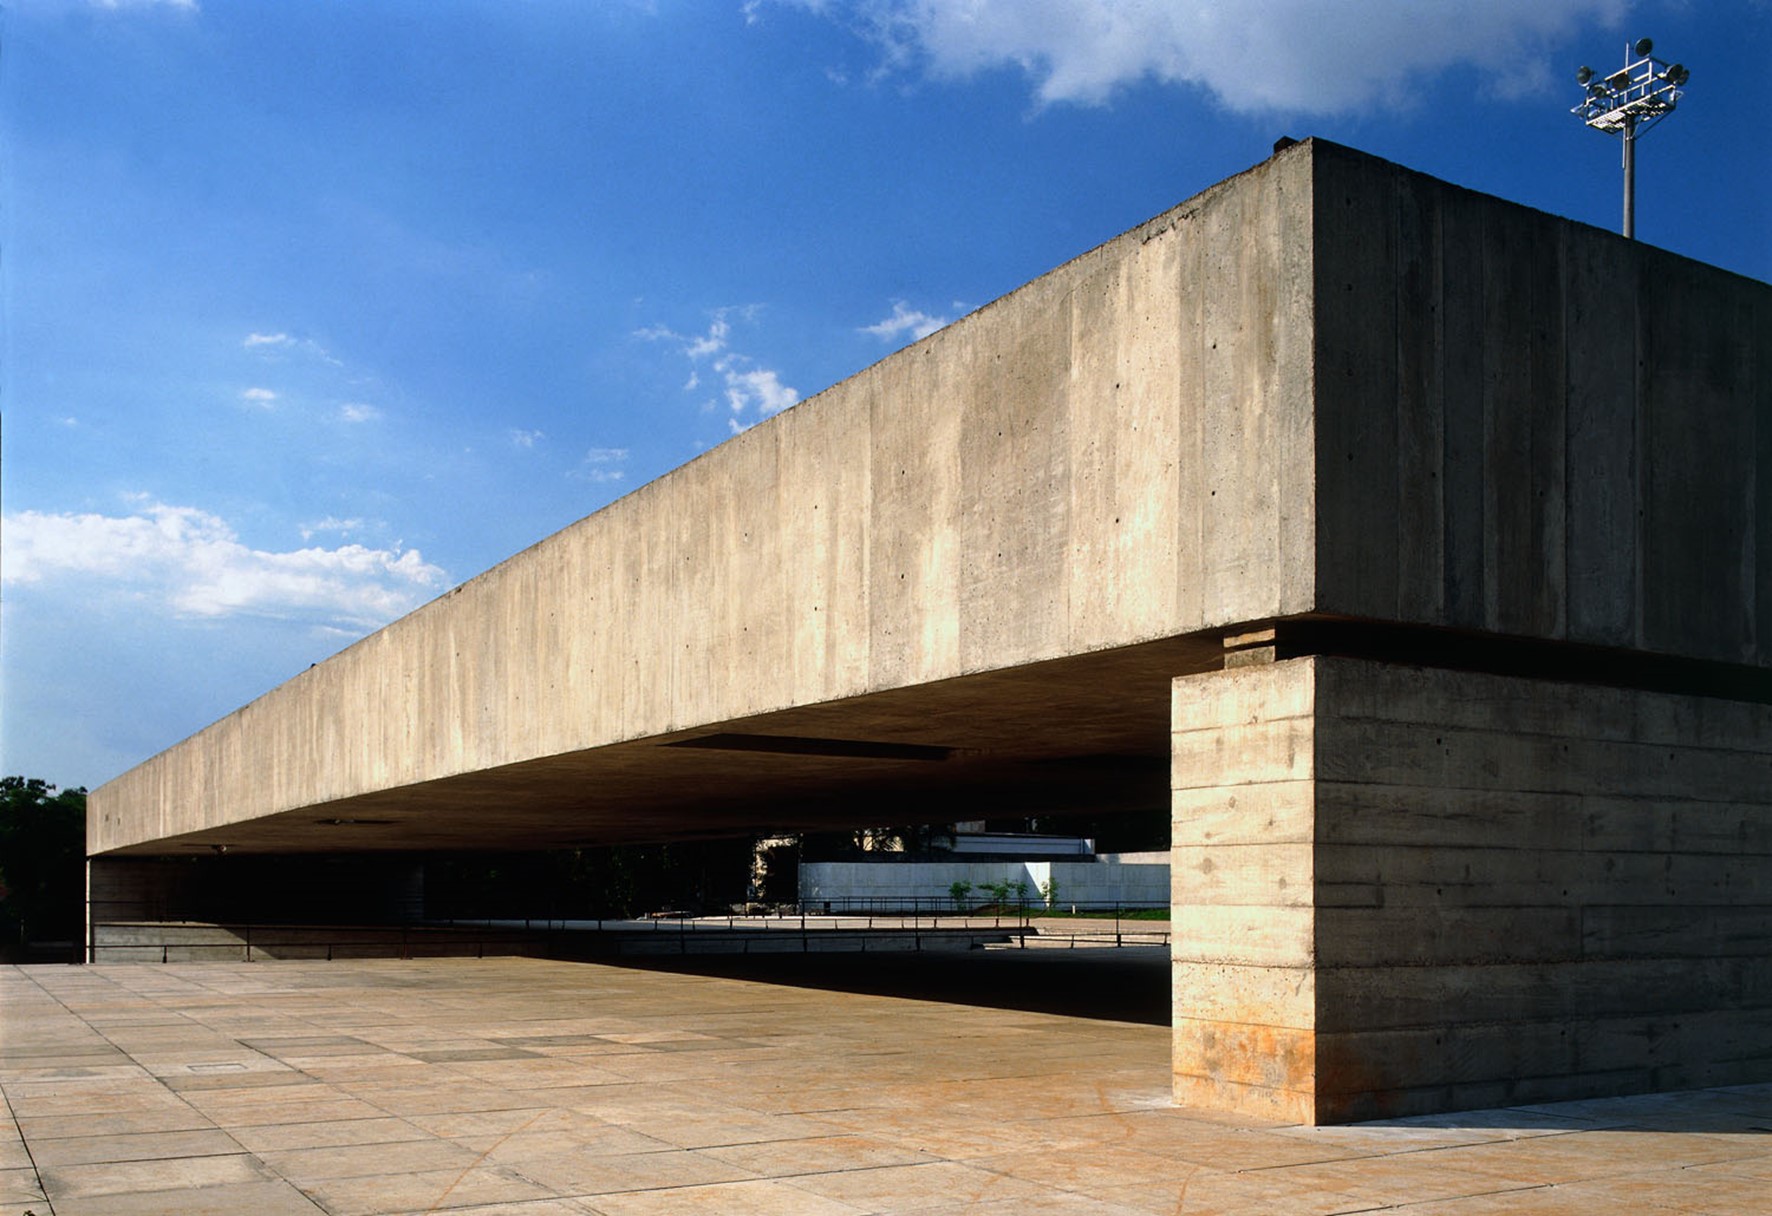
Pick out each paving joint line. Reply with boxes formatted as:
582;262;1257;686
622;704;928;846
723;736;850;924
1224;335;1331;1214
10;964;285;1208
1324;1182;1558;1214
0;1065;54;1216
1233;1126;1601;1174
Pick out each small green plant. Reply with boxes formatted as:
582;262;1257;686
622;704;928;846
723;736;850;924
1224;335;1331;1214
1011;878;1030;908
1039;877;1059;908
948;880;972;911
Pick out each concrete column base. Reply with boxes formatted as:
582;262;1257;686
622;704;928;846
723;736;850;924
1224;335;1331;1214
1172;655;1772;1124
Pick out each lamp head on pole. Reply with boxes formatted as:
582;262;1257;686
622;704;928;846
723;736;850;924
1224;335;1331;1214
1570;36;1690;238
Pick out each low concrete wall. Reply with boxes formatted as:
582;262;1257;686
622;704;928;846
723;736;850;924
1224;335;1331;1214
1172;656;1772;1123
800;854;1169;909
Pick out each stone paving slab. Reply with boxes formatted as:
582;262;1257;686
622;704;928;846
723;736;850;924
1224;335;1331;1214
3;957;1771;1215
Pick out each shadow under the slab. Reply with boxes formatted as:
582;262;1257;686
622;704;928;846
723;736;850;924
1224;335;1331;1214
605;942;1172;1025
1345;1086;1772;1136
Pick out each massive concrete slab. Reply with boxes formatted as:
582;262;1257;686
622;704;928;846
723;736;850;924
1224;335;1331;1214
90;144;1315;855
89;139;1772;858
87;139;1772;1124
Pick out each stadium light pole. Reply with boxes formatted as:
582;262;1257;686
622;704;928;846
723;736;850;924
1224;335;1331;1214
1572;38;1690;239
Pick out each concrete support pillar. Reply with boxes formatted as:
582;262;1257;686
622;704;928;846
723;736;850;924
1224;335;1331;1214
1172;655;1772;1124
1171;656;1320;1121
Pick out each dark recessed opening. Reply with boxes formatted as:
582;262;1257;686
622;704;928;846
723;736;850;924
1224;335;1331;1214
664;733;954;761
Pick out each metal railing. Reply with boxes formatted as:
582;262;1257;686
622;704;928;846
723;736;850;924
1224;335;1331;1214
791;895;1166;925
86;923;533;964
87;902;1170;963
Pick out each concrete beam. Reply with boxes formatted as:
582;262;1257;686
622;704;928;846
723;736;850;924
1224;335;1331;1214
91;148;1319;855
92;141;1772;860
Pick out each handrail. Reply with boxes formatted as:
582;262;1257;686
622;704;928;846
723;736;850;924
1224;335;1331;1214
87;911;1167;964
86;926;521;963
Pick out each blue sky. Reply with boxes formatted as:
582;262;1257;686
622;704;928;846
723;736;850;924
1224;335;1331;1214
4;0;1768;792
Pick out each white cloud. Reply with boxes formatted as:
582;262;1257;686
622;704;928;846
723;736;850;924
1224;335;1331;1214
2;501;446;630
792;0;1627;113
718;362;799;432
638;311;748;361
243;330;344;367
688;316;732;359
510;428;545;448
639;307;801;432
298;516;365;541
240;387;278;407
863;300;953;343
339;402;382;423
573;447;630;483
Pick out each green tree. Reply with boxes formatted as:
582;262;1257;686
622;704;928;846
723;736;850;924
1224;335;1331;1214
0;777;87;960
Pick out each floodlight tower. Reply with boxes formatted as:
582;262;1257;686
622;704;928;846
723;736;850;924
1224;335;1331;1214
1572;38;1690;239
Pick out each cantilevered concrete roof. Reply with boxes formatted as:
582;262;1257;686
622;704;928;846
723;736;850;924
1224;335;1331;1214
91;139;1772;857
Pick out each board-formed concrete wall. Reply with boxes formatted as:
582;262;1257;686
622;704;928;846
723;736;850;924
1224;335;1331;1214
1312;143;1772;661
1173;656;1772;1123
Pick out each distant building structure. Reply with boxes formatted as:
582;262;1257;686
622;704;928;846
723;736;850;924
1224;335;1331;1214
800;832;1168;911
947;831;1094;856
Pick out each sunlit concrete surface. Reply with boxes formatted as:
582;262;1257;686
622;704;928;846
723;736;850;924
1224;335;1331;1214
5;957;1771;1216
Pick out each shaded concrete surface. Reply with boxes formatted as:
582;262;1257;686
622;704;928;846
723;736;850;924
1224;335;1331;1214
4;958;1770;1216
619;944;1174;1025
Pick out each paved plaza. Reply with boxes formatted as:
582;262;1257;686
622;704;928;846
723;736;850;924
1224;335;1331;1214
2;953;1769;1215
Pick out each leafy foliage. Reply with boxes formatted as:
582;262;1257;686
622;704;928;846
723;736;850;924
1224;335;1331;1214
0;777;87;958
752;839;800;906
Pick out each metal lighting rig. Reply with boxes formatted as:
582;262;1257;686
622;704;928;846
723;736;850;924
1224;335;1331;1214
1572;37;1690;239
